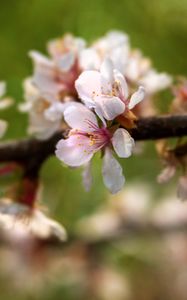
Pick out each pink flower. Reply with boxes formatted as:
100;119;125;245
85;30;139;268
75;58;145;122
55;103;134;194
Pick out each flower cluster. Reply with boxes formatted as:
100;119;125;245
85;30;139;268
18;30;173;193
20;31;172;139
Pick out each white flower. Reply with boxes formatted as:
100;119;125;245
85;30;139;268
0;199;67;241
75;58;145;122
139;70;172;94
20;78;67;140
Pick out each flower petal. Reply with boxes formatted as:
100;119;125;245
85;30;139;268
100;58;114;84
79;48;101;70
112;128;134;158
177;176;187;201
75;70;101;105
29;51;64;95
114;69;129;99
0;98;13;110
29;50;53;67
128;86;145;110
64;103;98;131
55;135;94;167
139;70;172;94
0;120;7;138
0;82;6;98
56;52;75;72
82;161;92;192
95;96;125;120
102;148;125;194
44;102;65;121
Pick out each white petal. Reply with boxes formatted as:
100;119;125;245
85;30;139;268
79;48;101;70
128;86;145;109
56;52;75;72
0;98;13;110
29;50;53;67
0;120;7;138
114;69;129;99
44;102;65;122
31;210;67;241
29;51;63;95
100;58;114;84
0;82;6;98
112;128;134;158
64;103;98;131
177;176;187;201
102;148;125;194
105;31;129;48
95;96;125;120
55;136;94;167
139;70;172;94
82;161;92;192
157;166;176;184
75;70;101;104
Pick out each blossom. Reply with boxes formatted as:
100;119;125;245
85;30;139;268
75;58;145;122
80;31;172;95
124;50;172;93
29;34;86;100
55;103;134;194
19;79;67;139
0;81;13;138
0;198;67;241
79;31;130;72
47;33;86;62
29;50;78;99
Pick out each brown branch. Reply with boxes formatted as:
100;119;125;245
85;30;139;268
130;114;187;140
0;115;186;177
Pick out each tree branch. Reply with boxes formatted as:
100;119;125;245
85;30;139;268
0;115;186;174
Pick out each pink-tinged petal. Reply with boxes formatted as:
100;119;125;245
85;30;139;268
112;128;134;158
100;58;114;94
0;82;6;98
94;105;107;127
82;161;92;192
157;165;176;184
44;102;65;122
139;70;172;94
29;51;53;68
100;58;114;85
95;96;125;120
64;103;98;131
0;120;7;138
177;176;187;201
79;48;101;70
56;52;75;72
128;86;145;109
29;51;63;95
114;69;129;99
0;98;13;110
102;148;125;194
55;135;94;167
75;70;101;104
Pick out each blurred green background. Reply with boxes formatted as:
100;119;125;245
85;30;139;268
0;0;187;299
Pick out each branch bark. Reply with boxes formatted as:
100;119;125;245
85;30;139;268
0;115;187;173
